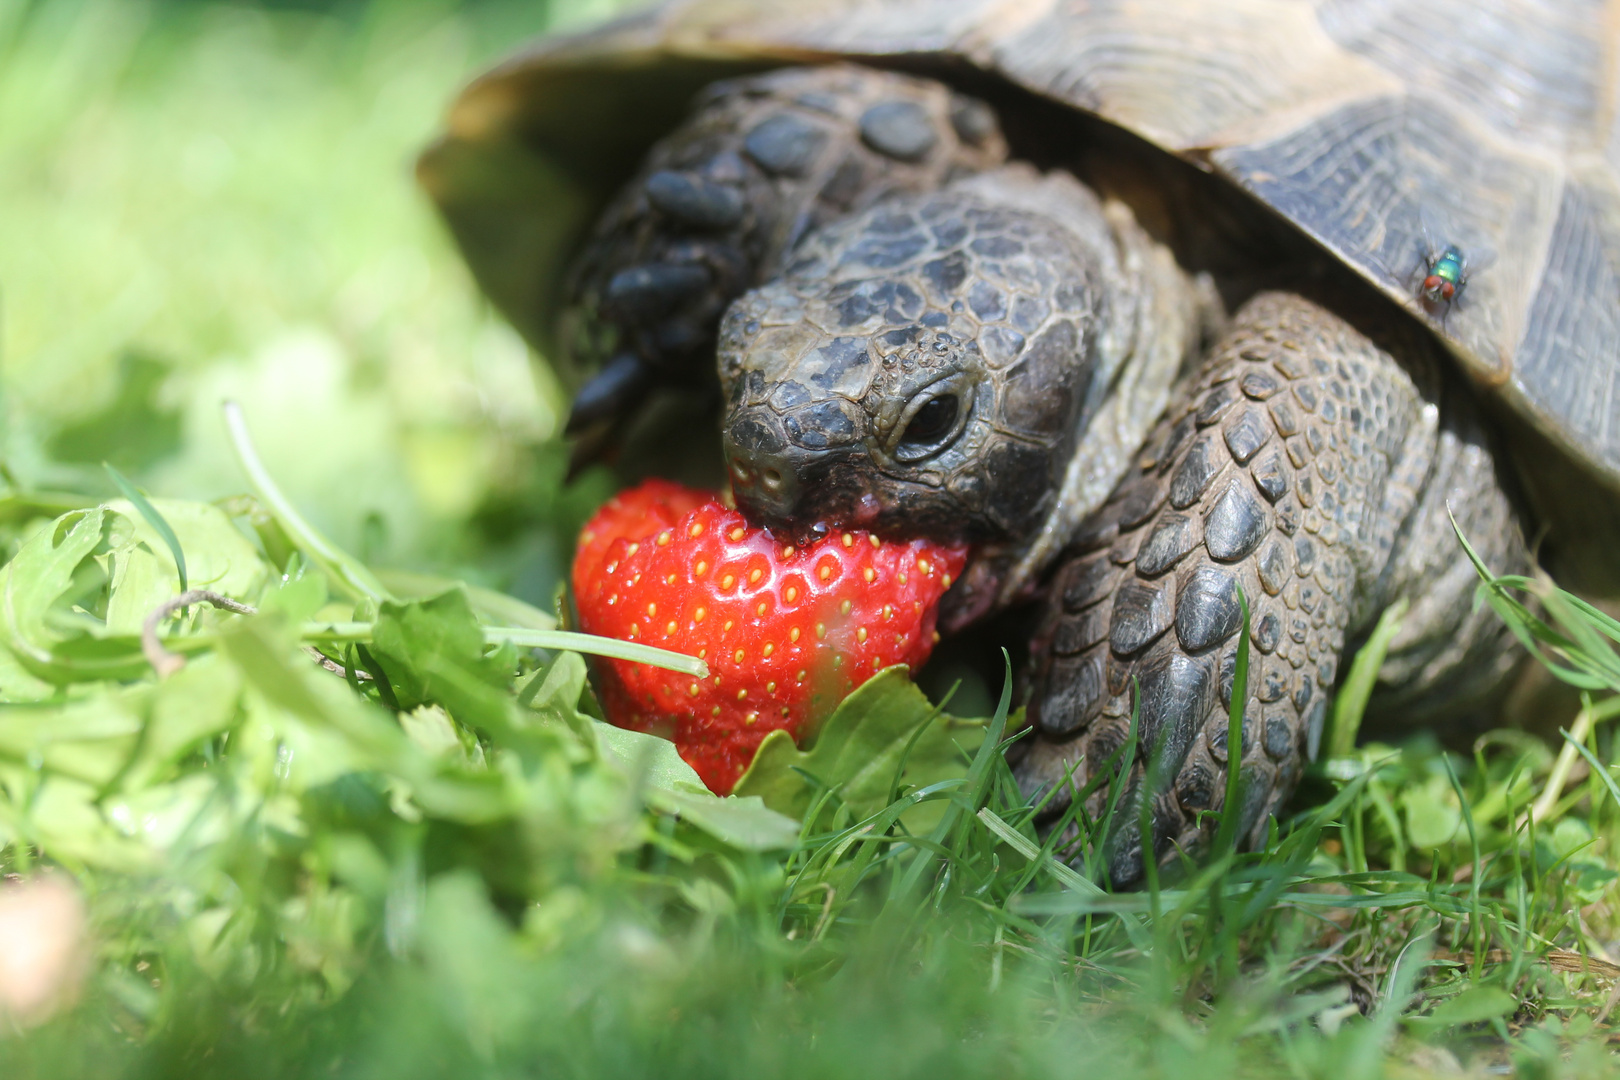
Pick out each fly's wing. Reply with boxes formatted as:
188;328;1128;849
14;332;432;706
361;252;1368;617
1416;204;1443;273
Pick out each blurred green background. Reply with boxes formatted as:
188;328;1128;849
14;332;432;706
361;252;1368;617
0;0;619;600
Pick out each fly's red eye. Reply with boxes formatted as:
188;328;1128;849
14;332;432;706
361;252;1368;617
1440;281;1455;300
1423;275;1442;291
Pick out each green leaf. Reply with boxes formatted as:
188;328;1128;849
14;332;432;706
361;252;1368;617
1401;776;1463;850
648;786;802;852
367;588;513;728
0;655;242;828
0;507;109;664
217;613;510;822
258;569;329;625
104;463;186;594
1405;986;1516;1035
400;705;480;764
592;720;710;795
0;500;269;685
580;709;800;851
220;615;397;756
0;693;144;786
732;666;988;831
516;650;596;742
103;498;270;635
0;642;55;702
0;767;170;872
520;655;799;851
122;656;244;788
0;656;246;804
0;507;148;683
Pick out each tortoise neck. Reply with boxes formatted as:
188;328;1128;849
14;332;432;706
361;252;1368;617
990;191;1214;613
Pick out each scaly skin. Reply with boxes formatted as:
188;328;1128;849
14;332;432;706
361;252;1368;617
567;66;1532;881
564;65;1006;450
1015;293;1525;884
717;165;1205;628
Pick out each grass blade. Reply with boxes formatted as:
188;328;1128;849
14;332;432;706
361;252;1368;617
294;622;707;677
977;806;1092;897
222;400;394;603
1565;730;1620;815
890;652;1013;903
1212;586;1251;855
105;462;186;593
483;628;707;678
1524;704;1597;826
1330;598;1408;759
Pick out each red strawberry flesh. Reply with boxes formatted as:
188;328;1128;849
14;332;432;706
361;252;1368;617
573;480;968;794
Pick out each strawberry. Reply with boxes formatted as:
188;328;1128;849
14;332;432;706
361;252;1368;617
572;480;968;794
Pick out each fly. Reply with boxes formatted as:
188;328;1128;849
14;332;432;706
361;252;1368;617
1408;208;1492;324
1419;244;1467;305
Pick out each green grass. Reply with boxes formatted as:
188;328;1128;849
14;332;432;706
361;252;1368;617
0;0;613;596
3;2;1620;1076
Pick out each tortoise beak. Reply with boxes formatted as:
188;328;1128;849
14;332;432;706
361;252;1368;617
722;406;814;525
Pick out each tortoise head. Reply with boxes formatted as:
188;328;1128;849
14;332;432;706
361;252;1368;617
720;177;1105;545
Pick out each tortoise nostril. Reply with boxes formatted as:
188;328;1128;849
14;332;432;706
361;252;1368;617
724;408;807;518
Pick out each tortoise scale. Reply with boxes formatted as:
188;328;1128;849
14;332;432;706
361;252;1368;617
419;0;1620;882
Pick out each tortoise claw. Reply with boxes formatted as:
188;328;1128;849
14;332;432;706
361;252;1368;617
565;353;651;437
561;66;1008;472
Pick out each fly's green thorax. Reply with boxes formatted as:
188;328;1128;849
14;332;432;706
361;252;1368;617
1434;246;1464;284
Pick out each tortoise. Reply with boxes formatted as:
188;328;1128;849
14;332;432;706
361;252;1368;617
418;0;1620;882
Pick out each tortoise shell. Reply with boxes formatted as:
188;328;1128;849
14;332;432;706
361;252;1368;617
418;0;1620;498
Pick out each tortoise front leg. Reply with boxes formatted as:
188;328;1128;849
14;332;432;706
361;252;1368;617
1016;292;1526;886
564;65;1006;458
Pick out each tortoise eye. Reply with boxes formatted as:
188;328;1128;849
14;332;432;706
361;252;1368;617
897;394;959;450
